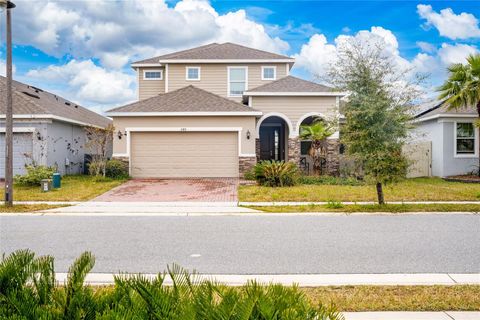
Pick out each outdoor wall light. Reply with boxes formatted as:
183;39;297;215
36;131;42;141
117;130;126;139
246;130;251;140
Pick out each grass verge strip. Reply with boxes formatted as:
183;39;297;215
247;203;480;213
300;285;480;311
0;204;67;213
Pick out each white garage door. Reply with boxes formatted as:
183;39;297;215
130;131;239;178
0;133;33;178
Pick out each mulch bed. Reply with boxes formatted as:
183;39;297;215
444;175;480;183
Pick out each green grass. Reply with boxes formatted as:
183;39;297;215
0;175;127;201
239;177;480;202
301;285;480;311
248;203;480;213
0;204;66;212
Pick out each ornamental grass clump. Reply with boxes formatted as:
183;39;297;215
0;250;344;319
254;160;298;187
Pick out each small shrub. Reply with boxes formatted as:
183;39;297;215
298;175;364;186
254;160;298;187
326;200;344;209
105;159;128;179
14;165;56;186
88;160;105;176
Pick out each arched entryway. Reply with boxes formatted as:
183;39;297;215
258;116;291;161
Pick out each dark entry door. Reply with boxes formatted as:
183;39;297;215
259;126;284;161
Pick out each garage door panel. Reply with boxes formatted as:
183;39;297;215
131;132;239;178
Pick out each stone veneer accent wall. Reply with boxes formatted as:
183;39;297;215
239;156;256;176
325;138;340;176
255;138;261;162
287;137;300;165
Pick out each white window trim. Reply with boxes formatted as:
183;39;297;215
227;66;248;97
143;69;163;81
185;66;201;81
454;121;479;158
261;66;276;80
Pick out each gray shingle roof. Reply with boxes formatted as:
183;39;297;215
246;76;333;93
107;85;259;114
415;99;478;120
0;76;111;128
133;42;292;64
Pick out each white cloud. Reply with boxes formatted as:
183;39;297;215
417;4;480;40
292;26;478;92
26;60;136;112
437;43;478;65
14;0;289;69
416;41;436;53
293;26;410;80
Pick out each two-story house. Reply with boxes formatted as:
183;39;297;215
106;43;344;178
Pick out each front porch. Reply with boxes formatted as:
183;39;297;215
254;114;340;176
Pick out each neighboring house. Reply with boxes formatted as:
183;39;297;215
411;99;479;177
107;42;344;178
0;77;112;177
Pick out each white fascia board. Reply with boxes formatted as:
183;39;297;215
412;113;478;123
107;111;262;117
0;127;36;133
131;63;163;68
126;127;243;132
158;59;295;64
0;114;106;128
243;91;346;97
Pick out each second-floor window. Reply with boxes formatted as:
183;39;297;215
186;67;200;81
228;66;247;97
143;70;163;80
262;66;276;80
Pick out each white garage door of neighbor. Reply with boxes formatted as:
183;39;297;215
130;131;239;178
0;133;33;178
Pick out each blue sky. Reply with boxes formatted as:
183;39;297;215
3;0;480;113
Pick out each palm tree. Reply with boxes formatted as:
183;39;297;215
438;54;480;174
299;119;335;175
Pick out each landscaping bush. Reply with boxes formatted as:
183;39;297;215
254;160;298;187
298;175;364;186
105;159;128;179
14;165;56;186
0;250;344;320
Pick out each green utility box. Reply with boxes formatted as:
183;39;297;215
52;173;61;188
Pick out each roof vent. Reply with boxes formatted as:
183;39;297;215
74;105;78;108
22;91;40;99
65;102;71;106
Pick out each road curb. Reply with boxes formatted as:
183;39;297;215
54;273;480;286
342;311;480;320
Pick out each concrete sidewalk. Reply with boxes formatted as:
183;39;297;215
342;312;479;319
55;273;480;286
240;201;480;206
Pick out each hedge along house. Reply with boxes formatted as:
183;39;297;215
107;42;344;178
0;76;112;178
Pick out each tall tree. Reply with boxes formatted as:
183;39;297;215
328;39;421;204
438;54;480;174
85;124;114;177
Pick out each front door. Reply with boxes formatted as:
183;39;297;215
259;126;284;161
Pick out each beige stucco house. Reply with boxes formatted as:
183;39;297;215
106;42;344;178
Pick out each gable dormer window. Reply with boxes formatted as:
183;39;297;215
262;66;276;80
228;66;248;97
143;70;163;80
186;67;200;81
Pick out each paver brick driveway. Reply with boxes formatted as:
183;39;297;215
93;178;238;202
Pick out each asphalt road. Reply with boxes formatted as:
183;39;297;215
1;214;479;274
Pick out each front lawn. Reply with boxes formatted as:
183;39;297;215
301;285;480;311
249;203;480;213
0;175;127;201
0;204;66;212
239;177;480;202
